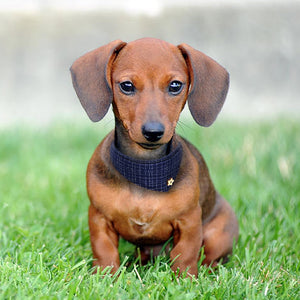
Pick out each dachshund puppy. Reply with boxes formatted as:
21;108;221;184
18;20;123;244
70;38;239;276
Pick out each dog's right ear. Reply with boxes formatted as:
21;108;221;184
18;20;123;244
70;40;127;122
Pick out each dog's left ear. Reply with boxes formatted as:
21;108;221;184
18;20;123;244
70;40;127;122
178;43;229;127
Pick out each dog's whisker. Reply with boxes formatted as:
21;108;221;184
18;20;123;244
176;120;194;136
103;117;114;128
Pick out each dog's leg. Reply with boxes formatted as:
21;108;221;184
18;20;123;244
170;206;203;276
202;194;239;266
88;205;120;273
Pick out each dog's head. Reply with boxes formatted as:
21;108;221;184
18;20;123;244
70;38;229;146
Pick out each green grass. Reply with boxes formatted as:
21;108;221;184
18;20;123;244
0;119;299;299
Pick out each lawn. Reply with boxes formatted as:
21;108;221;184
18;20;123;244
0;119;299;299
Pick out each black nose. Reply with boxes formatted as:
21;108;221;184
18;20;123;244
142;122;165;142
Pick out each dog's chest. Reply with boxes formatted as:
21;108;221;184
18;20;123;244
111;192;175;243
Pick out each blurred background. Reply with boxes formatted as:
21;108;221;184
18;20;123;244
0;0;299;127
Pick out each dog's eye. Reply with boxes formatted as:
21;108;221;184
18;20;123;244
119;81;135;95
168;81;183;95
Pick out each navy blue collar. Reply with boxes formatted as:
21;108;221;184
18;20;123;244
110;141;183;192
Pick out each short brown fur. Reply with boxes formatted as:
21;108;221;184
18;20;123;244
70;38;238;277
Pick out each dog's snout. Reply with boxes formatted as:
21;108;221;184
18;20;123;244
142;122;165;142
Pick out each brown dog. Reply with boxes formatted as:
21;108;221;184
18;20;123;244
70;38;238;277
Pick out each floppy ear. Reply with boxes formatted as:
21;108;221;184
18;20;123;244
70;40;127;122
178;43;229;127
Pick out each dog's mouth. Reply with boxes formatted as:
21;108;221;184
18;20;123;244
138;143;163;150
